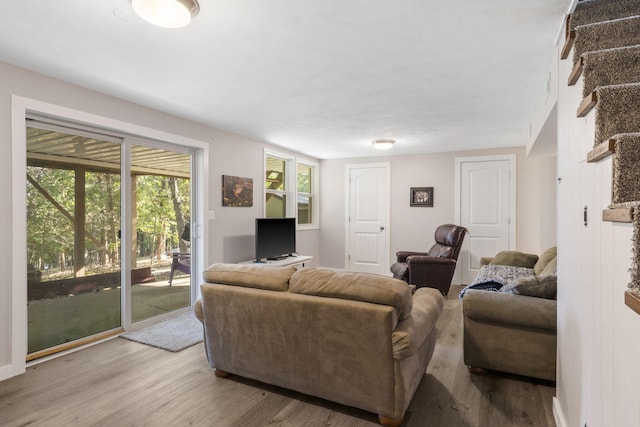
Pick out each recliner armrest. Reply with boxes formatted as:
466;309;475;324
407;256;456;265
396;251;429;263
463;290;556;331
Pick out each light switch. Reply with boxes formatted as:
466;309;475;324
208;210;216;220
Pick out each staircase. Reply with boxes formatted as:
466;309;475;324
560;0;640;312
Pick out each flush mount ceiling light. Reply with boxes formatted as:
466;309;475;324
372;139;396;150
132;0;200;28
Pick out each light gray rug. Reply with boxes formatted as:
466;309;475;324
121;311;203;352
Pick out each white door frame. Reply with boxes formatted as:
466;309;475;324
454;154;517;264
344;162;391;273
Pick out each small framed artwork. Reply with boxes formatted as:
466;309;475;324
410;187;434;207
222;175;253;207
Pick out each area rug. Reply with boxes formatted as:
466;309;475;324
121;311;203;352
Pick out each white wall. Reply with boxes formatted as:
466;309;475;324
319;147;557;271
0;61;319;380
554;27;640;427
1;58;560;383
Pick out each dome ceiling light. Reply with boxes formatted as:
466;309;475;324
131;0;200;29
372;139;396;150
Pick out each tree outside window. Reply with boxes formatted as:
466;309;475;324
264;151;319;228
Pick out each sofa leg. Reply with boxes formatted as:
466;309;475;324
214;369;230;378
467;366;488;375
378;415;403;427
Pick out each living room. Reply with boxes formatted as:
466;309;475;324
3;0;640;426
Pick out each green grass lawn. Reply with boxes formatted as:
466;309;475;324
28;278;190;354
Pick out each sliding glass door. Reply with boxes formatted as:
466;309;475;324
26;125;122;355
130;144;192;323
26;122;195;358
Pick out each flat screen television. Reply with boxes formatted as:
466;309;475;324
255;217;297;262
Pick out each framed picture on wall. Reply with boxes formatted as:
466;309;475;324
222;175;253;207
410;187;433;207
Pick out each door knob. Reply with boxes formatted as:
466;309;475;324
380;226;385;231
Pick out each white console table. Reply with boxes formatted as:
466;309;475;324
239;255;312;268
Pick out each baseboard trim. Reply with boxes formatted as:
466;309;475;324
553;397;568;427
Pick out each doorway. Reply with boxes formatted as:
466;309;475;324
345;163;390;275
26;121;195;358
129;143;192;323
455;155;516;284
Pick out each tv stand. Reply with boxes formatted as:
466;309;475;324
239;255;312;268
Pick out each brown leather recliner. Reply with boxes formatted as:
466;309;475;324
390;224;467;295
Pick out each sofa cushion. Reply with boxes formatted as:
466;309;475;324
290;268;413;320
540;256;557;276
489;251;539;268
500;274;557;299
534;246;557;276
203;263;295;291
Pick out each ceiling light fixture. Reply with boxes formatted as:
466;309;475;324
131;0;200;29
372;139;396;150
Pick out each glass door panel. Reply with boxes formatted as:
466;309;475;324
130;145;192;323
26;126;122;355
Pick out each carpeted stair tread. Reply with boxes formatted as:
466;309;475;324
578;45;640;96
590;83;640;146
612;133;640;204
562;0;640;59
610;201;640;208
569;0;640;31
573;15;640;66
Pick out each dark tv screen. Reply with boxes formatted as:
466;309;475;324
255;218;296;261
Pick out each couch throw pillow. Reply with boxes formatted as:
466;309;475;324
489;251;539;268
534;246;557;276
540;257;557;276
500;274;557;299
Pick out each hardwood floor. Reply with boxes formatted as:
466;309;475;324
0;285;556;426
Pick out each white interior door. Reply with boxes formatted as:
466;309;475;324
456;155;516;284
346;163;390;274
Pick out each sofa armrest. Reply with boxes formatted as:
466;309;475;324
392;288;443;359
194;299;204;322
463;290;556;331
396;251;429;263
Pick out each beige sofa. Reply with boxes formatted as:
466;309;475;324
462;247;557;381
195;263;444;427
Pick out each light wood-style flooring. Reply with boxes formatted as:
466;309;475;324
0;285;556;426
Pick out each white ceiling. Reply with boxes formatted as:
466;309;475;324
0;0;570;159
